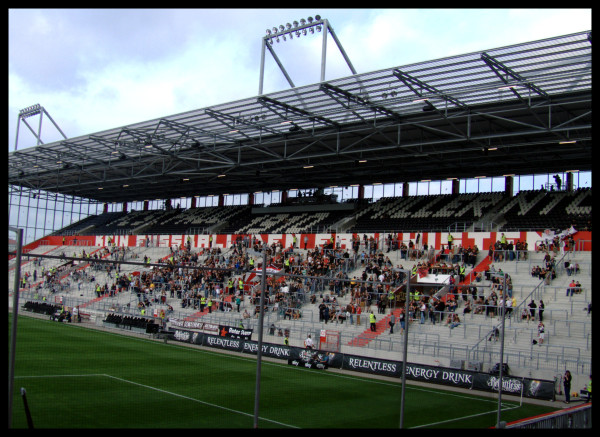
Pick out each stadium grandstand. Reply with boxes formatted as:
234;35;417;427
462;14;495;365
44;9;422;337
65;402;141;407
9;28;591;414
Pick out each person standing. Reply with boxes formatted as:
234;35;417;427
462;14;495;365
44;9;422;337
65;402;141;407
73;305;81;323
537;322;545;345
563;370;572;404
538;300;545;322
585;375;592;402
528;299;537;322
388;313;396;334
304;334;314;350
399;309;406;334
369;311;377;332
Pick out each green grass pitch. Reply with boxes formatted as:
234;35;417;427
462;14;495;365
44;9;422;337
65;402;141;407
9;315;560;428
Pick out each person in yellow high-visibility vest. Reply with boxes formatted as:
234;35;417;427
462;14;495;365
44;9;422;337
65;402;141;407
447;233;454;250
369;312;377;332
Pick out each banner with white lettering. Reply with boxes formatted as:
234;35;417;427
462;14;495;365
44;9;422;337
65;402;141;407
171;329;204;345
287;348;341;370
218;325;253;340
403;363;473;388
472;373;554;400
242;342;293;360
342;354;400;378
202;334;243;352
164;328;554;401
168;318;219;334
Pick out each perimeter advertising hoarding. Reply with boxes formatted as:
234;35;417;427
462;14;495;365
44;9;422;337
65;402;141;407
167;327;555;401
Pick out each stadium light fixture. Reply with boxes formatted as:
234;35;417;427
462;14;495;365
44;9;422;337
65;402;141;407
14;103;67;150
18;104;42;119
259;15;357;94
265;15;325;46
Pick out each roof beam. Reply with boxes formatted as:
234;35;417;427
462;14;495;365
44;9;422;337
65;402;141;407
392;68;469;111
257;96;339;129
319;83;399;121
480;52;550;101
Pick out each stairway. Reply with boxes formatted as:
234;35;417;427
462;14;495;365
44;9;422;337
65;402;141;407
346;253;493;347
347;307;403;347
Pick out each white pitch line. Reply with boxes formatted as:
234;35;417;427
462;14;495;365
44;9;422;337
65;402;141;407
410;404;521;428
15;373;298;429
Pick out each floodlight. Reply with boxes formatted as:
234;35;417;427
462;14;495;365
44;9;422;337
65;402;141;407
315;15;321;20
316;25;322;32
272;27;278;33
19;104;42;119
286;23;291;29
309;28;314;34
307;16;313;23
293;20;299;27
279;25;284;31
266;29;271;35
300;18;306;25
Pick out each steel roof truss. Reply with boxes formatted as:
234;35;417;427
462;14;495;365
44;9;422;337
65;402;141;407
319;83;399;121
257;96;339;129
392;68;469;111
480;52;550;102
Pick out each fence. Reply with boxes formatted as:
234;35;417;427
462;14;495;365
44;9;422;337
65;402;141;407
504;403;591;428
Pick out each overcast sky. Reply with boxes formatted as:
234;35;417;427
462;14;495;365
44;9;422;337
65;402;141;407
8;8;592;151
